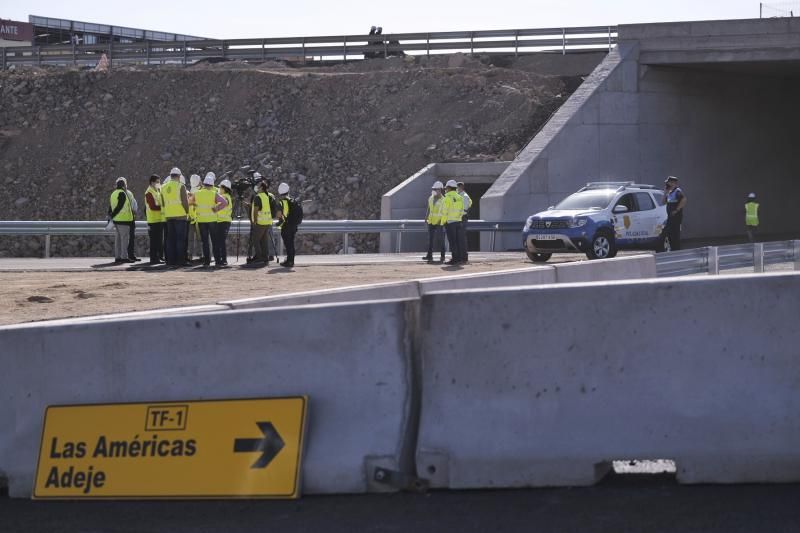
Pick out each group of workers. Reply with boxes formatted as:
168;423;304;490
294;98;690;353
423;180;472;265
108;167;299;268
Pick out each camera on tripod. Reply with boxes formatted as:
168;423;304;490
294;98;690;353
231;165;260;199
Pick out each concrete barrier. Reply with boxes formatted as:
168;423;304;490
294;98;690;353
417;266;555;294
0;300;417;497
553;254;656;283
416;272;800;488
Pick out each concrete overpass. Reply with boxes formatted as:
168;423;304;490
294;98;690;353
483;18;800;249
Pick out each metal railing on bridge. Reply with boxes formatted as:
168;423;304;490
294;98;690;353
0;219;524;258
1;25;617;69
655;241;800;277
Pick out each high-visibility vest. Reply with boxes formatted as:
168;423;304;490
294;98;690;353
145;186;165;224
218;191;232;222
443;191;464;223
427;194;445;225
109;189;133;222
194;188;218;223
281;198;290;219
162;180;187;218
252;192;273;226
745;201;759;226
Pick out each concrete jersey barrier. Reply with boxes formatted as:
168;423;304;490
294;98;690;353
0;300;417;497
416;271;800;488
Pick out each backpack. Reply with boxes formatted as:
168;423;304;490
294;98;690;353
285;197;303;226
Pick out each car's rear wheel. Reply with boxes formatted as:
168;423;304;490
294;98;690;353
586;231;616;260
526;251;552;263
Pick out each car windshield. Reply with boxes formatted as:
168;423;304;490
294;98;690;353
554;191;616;210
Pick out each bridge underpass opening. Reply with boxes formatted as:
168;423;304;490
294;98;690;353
635;60;800;241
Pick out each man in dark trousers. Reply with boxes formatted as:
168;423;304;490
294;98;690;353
144;174;165;263
277;182;298;268
664;176;687;251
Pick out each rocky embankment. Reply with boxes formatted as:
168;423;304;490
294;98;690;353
0;53;600;256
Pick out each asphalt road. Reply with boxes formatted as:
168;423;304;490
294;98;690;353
3;477;800;533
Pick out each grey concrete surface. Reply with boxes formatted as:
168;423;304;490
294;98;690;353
483;18;800;250
0;300;416;497
416;272;800;489
3;479;800;533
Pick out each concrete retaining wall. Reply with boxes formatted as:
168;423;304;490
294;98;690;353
0;300;416;497
416;272;800;488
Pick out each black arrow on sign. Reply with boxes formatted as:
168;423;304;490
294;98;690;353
233;421;285;469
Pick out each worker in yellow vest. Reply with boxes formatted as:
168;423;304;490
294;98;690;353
442;180;466;265
162;167;190;267
745;192;759;243
246;180;273;267
144;174;166;264
108;177;134;264
422;181;446;263
187;174;202;263
216;179;234;266
194;173;229;267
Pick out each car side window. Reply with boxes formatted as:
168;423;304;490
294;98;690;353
651;191;665;206
635;192;655;211
615;193;637;213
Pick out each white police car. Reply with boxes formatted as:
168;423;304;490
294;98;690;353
522;182;670;262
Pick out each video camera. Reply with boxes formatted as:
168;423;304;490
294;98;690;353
230;165;260;198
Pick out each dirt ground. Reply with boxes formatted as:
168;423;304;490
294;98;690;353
0;259;530;326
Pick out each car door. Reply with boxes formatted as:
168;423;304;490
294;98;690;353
612;193;646;245
633;192;660;242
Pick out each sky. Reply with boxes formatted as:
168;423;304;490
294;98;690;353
0;0;783;39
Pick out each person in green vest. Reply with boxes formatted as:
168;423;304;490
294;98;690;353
144;174;165;264
194;173;228;267
215;179;234;266
745;192;759;243
422;181;446;263
245;180;273;267
162;167;191;267
108;177;134;264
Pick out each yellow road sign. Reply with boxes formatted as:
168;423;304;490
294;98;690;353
33;396;307;499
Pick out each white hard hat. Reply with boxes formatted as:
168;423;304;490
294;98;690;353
253;172;262;179
445;179;458;188
220;179;232;189
179;175;186;185
432;181;444;190
205;171;216;182
170;167;181;176
116;176;127;184
203;175;215;186
278;182;290;195
189;174;201;187
748;192;756;199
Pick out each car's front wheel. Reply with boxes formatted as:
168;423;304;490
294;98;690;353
526;251;552;263
586;231;616;260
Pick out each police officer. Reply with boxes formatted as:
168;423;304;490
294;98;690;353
422;181;446;263
664;176;686;251
745;192;759;243
144;174;165;264
162;167;190;267
443;180;465;265
277;182;298;268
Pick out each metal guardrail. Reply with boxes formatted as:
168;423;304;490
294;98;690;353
0;219;524;257
1;25;617;69
655;240;800;277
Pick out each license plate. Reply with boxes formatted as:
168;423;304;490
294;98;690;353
530;234;559;240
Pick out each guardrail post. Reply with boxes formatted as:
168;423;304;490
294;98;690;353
262;38;266;61
562;28;566;55
426;33;430;57
44;234;51;259
343;36;347;63
396;224;404;253
754;243;765;273
221;40;226;60
707;246;719;275
608;26;612;51
470;32;474;55
184;40;189;65
343;233;349;254
514;30;519;58
384;37;388;59
794;240;800;271
302;38;306;65
490;224;498;252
